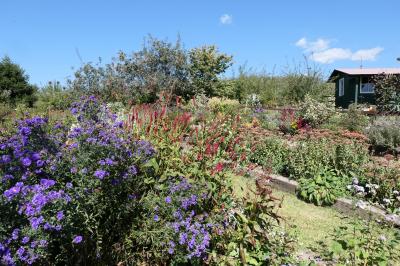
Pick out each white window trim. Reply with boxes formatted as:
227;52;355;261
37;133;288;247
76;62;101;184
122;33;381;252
339;78;345;96
360;82;375;94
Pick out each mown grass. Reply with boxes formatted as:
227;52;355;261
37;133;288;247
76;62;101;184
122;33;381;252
231;174;400;262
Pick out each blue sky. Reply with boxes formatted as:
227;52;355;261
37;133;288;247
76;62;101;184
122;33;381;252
1;0;400;86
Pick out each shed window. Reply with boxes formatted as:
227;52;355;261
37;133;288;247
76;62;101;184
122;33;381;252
360;83;375;94
339;78;344;96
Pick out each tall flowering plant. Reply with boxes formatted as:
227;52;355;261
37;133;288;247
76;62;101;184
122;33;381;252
0;96;155;265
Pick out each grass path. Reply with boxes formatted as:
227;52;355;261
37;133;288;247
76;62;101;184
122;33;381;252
272;189;353;251
231;175;356;261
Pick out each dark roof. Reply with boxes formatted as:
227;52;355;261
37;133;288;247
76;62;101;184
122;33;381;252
328;68;400;81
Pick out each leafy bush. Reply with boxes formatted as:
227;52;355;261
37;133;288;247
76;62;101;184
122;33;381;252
298;94;335;127
285;139;369;180
372;73;400;114
319;219;400;265
340;104;369;132
250;137;289;173
207;97;240;115
365;116;400;152
35;81;74;111
211;176;296;265
298;168;348;206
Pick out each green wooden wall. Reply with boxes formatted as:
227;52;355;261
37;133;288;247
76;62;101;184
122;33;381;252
334;74;376;108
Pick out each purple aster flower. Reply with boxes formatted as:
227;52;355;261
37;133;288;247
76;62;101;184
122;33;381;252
153;215;160;222
3;174;14;181
21;157;32;167
11;229;20;240
30;216;44;230
94;170;108;179
19;126;31;136
105;158;114;165
168;241;175;254
179;232;187;245
165;196;172;204
56;211;64;221
128;165;137;176
44;223;51;230
2;154;11;163
36;160;45;167
31;152;41;161
66;182;73;189
40;179;56;188
128;194;137;200
72;235;83;244
22;236;30;244
4;182;23;200
39;239;48;247
17;246;25;257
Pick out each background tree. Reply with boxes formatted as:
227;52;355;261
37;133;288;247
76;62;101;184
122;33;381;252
373;73;400;114
189;45;233;97
0;56;37;106
70;36;191;104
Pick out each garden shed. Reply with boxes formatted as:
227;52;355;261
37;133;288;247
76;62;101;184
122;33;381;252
328;68;400;108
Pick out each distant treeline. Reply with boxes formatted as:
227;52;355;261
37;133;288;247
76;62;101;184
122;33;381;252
0;36;334;114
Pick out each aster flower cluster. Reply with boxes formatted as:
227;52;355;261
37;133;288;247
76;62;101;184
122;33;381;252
150;177;226;261
1;96;156;265
0;116;71;265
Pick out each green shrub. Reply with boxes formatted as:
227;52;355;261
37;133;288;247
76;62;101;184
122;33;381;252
365;116;400;151
298;168;348;206
340;104;369;132
35;81;74;111
298;94;335;127
250;137;289;173
208;97;240;115
285;139;369;180
373;73;400;114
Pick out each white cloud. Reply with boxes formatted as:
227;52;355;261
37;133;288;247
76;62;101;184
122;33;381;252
296;38;330;52
311;48;352;63
220;14;233;25
351;47;384;61
295;37;384;64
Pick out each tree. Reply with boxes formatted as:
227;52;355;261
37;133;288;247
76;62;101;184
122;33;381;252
189;45;233;97
0;56;37;106
373;74;400;114
70;36;191;104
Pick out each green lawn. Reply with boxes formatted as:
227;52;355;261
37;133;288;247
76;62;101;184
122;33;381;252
230;174;374;262
272;189;353;250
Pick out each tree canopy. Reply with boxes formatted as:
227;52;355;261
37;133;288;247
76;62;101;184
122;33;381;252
0;56;37;106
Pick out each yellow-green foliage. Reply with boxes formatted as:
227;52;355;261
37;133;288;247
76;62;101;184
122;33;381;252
207;97;240;115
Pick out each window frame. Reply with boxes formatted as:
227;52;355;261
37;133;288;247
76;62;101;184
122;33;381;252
360;82;375;94
338;78;345;97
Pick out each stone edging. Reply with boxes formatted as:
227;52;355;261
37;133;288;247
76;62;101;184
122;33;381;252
249;168;400;227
